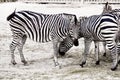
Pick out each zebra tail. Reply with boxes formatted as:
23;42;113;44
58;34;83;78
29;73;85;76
7;9;16;21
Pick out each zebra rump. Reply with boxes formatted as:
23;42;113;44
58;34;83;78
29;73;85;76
7;10;79;68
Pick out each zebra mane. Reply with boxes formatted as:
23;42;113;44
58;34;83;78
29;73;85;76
79;16;88;24
7;9;16;21
61;13;78;25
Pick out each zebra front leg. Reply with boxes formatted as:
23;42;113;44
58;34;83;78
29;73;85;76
80;38;92;67
53;39;61;68
94;41;100;65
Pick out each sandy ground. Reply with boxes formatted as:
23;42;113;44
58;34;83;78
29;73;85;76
0;2;120;80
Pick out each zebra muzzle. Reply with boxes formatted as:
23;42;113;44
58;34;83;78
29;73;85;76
73;39;79;46
58;48;65;56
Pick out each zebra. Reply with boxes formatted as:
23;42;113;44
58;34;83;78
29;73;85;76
7;10;79;68
59;13;120;71
59;2;114;61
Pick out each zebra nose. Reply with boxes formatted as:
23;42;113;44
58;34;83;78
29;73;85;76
58;48;65;56
73;39;79;46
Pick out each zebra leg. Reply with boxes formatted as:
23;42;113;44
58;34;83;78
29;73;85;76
103;42;107;57
52;39;61;68
117;43;120;64
80;38;92;67
10;41;17;65
10;34;21;65
106;41;118;71
94;41;100;65
17;35;27;65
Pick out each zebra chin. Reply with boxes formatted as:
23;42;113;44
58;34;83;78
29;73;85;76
73;39;79;46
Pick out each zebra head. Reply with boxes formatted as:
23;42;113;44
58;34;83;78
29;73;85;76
58;36;74;56
102;2;112;14
61;13;79;46
58;16;88;56
69;15;80;46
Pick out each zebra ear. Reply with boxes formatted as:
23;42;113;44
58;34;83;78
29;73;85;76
105;2;109;7
102;2;112;14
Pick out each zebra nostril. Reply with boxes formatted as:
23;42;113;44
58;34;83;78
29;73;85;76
73;39;79;46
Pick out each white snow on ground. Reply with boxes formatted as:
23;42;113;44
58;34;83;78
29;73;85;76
0;2;120;80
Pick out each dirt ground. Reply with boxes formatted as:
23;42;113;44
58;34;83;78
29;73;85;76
0;22;120;80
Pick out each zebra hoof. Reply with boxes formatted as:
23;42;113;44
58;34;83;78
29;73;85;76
80;61;86;68
11;60;17;65
111;64;118;71
22;60;27;65
95;61;100;65
111;67;117;71
103;53;106;57
12;62;17;65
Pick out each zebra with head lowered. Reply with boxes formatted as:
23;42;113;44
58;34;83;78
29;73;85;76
7;10;79;68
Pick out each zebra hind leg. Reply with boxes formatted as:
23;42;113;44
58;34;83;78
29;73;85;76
106;41;118;71
10;41;17;65
117;43;120;64
17;35;27;65
10;33;22;65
